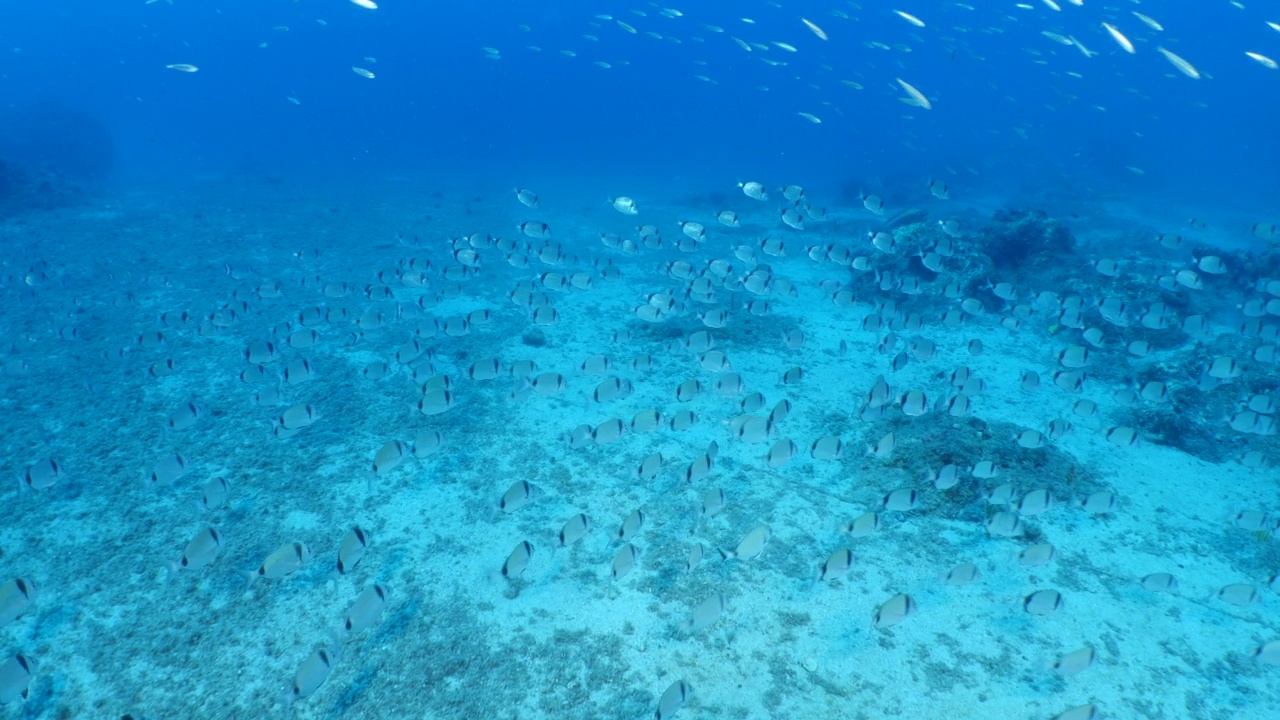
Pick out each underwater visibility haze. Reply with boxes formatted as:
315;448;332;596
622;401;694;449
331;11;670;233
1;1;1279;719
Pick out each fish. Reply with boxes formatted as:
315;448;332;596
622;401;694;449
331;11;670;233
1132;12;1163;31
166;63;199;72
801;18;828;40
1253;641;1280;665
336;527;369;574
166;527;223;580
1217;584;1261;606
1052;646;1096;677
611;544;640;579
656;680;693;719
616;509;645;541
0;654;37;704
610;196;639;215
1100;23;1135;54
1024;589;1063;615
1017;543;1056;567
352;66;375;79
685;543;705;573
285;646;338;706
502;541;534;579
557;514;591;547
893;10;925;27
1053;704;1097;720
896;78;931;109
372;440;410;476
721;524;770;561
873;593;916;628
844;512;881;537
882;489;918;512
515;188;539;208
243;542;312;588
818;549;854;581
150;453;189;485
942;563;980;586
339;584;388;638
739;181;768;200
685;593;726;631
1140;573;1178;592
0;578;37;628
1157;47;1200;79
21;458;63;491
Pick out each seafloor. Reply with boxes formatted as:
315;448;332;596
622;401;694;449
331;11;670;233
1;175;1277;720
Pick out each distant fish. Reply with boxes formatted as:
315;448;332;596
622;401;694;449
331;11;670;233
610;196;639;215
895;78;931;109
739;181;768;201
801;18;828;40
166;63;199;72
893;10;925;27
1131;12;1162;31
515;188;539;208
1156;46;1200;79
1100;23;1135;54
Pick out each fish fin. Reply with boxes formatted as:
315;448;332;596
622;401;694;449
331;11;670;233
718;548;734;560
164;561;182;583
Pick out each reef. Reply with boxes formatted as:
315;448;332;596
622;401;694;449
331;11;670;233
0;99;113;218
980;208;1077;275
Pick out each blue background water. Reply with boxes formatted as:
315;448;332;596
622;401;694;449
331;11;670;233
1;1;1276;214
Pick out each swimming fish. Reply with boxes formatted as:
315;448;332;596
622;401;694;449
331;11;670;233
873;593;916;628
558;514;591;546
166;527;222;580
685;593;726;631
721;524;770;561
339;584;388;637
656;679;693;719
1024;589;1063;615
21;458;63;491
0;578;37;628
246;542;312;585
502;541;534;579
336;526;370;574
0;654;37;704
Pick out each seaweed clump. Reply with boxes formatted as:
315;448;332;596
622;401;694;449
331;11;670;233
980;208;1077;276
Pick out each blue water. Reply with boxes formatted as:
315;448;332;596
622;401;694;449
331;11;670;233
2;2;1280;719
3;1;1277;208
